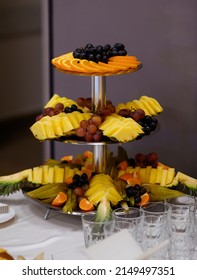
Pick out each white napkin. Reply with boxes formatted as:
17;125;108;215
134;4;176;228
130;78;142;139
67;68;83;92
84;229;170;260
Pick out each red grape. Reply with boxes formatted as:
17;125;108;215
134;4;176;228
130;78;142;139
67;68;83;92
36;114;44;121
93;130;103;142
90;115;102;126
135;153;146;163
102;107;112;116
76;127;86;137
55;103;64;112
84;132;93;142
80;120;89;129
77;97;86;107
118;109;130;117
47;108;56;117
146;152;158;165
87;124;98;134
44;107;54;115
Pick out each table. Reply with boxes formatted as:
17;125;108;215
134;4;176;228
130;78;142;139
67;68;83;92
0;191;88;260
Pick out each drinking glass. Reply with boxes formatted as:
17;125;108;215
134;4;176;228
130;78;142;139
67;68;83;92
104;220;136;238
141;214;168;259
140;202;170;217
81;213;114;248
165;195;196;213
112;207;142;245
167;208;194;259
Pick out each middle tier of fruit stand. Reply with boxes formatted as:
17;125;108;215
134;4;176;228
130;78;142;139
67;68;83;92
59;75;115;174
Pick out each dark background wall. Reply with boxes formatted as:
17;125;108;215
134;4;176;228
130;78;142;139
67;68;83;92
48;0;197;177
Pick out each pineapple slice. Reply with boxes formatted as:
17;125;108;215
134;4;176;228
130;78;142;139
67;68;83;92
48;167;55;183
99;114;143;142
149;168;157;184
85;174;123;206
85;174;123;222
51;115;63;136
54;166;65;183
140;96;163;114
32;167;43;184
166;168;175;185
30;121;47;140
160;169;168;186
44;93;60;108
0;169;32;196
155;166;164;184
116;95;163;117
61;114;75;134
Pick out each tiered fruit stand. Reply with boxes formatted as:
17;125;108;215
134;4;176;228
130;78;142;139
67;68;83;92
55;68;142;174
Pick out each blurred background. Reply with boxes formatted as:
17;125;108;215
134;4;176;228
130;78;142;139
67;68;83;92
0;0;196;177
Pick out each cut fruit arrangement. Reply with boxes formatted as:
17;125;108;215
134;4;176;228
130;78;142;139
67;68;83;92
30;93;162;143
1;43;196;223
0;147;196;222
51;43;142;76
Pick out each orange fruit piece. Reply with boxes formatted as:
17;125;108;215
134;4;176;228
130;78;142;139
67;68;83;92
79;197;94;212
127;177;141;186
117;160;129;170
65;176;73;185
136;192;150;206
119;173;133;182
52;191;67;207
61;155;73;162
83;150;93;158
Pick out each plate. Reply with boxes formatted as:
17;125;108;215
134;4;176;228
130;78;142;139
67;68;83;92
0;203;15;224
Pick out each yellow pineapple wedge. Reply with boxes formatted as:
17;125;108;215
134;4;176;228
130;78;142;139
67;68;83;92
84;173;123;222
116;95;163;116
44;93;82;111
99;114;144;142
30;111;92;141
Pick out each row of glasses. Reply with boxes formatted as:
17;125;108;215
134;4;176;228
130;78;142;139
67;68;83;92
81;195;197;260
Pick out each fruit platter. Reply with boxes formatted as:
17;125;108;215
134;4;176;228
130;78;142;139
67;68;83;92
0;146;196;221
0;43;197;221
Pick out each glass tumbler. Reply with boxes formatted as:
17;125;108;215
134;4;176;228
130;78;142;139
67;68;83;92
81;212;114;248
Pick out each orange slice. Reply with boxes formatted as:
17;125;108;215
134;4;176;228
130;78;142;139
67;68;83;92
52;191;67;207
69;59;90;73
127;177;141;186
83;150;93;158
52;52;142;76
109;55;139;62
136;192;150;206
61;155;73;162
108;60;139;69
119;173;133;182
79;197;94;211
117;160;129;170
65;176;73;185
80;60;109;73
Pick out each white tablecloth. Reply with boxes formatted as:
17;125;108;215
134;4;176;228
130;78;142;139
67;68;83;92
0;191;88;260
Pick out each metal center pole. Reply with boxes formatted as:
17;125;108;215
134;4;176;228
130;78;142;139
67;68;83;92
91;76;107;173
